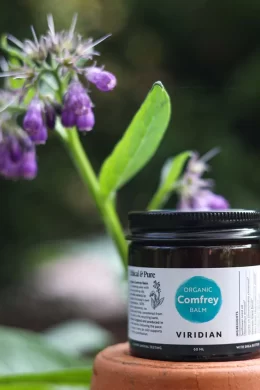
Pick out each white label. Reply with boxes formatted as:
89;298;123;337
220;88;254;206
128;266;260;347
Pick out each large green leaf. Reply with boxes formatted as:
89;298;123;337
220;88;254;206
0;327;92;389
0;385;88;390
0;386;52;389
43;320;112;356
147;151;191;210
99;81;171;199
0;368;91;387
0;327;85;375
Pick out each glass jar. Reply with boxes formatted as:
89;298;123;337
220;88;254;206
127;210;260;361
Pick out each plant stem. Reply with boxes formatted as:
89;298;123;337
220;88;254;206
62;126;128;271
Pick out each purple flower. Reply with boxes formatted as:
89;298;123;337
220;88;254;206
177;150;229;211
64;83;92;114
19;150;38;179
0;133;37;180
69;93;92;115
205;192;230;210
86;67;117;92
62;82;95;131
44;104;56;130
61;109;76;128
76;110;95;132
178;190;229;211
23;99;48;144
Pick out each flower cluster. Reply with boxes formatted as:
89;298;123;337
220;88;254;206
61;82;94;131
177;149;229;211
0;15;117;180
0;130;37;179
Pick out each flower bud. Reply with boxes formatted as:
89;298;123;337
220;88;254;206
62;82;94;130
206;192;229;210
61;109;76;128
76;110;95;132
0;133;37;180
86;67;117;92
19;150;38;179
64;82;92;114
44;104;56;130
23;99;48;144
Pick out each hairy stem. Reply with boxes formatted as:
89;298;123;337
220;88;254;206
60;125;128;271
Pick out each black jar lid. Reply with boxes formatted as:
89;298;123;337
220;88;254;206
128;210;260;242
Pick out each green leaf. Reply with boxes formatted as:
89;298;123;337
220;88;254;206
0;384;88;390
1;35;33;66
99;81;171;199
43;320;112;356
0;368;92;386
8;78;24;90
147;151;191;210
3;56;36;104
0;327;85;375
0;386;74;389
0;327;92;389
6;59;25;90
23;87;36;105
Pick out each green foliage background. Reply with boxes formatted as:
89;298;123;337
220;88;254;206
0;0;260;283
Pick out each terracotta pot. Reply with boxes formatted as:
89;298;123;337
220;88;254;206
91;343;260;390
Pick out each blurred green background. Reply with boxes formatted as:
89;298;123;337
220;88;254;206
0;0;260;286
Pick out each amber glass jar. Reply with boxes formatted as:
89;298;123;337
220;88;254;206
127;210;260;362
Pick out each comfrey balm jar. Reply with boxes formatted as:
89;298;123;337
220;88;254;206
127;210;260;361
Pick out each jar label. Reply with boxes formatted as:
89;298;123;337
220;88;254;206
128;266;260;357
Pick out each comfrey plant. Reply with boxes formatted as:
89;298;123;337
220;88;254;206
148;148;229;211
0;15;229;273
176;150;229;210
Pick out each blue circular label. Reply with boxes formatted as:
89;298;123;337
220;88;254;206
175;276;222;323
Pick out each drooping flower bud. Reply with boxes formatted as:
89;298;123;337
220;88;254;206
69;93;92;115
61;82;95;131
19;150;38;179
44;103;56;130
76;110;95;132
23;99;48;144
204;191;229;210
177;189;229;211
64;82;92;113
0;132;37;180
86;67;117;92
8;136;23;163
61;109;76;128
